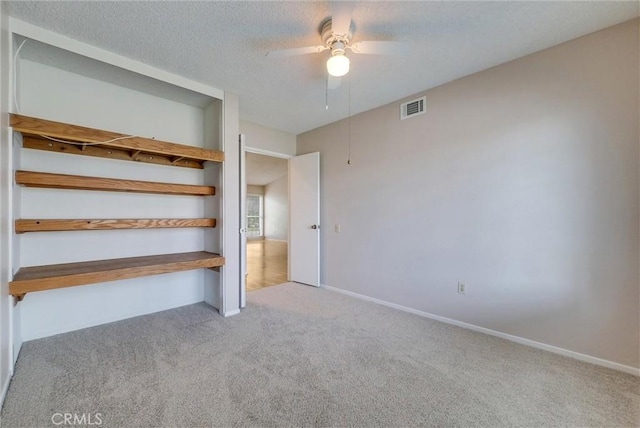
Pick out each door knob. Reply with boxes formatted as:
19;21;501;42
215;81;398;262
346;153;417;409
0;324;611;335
311;224;319;229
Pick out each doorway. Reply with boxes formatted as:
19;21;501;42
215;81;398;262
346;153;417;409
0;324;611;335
245;152;289;291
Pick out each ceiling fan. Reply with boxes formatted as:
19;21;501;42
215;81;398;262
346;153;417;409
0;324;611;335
266;2;407;88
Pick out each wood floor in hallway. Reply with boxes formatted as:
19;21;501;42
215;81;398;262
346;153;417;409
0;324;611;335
247;239;288;291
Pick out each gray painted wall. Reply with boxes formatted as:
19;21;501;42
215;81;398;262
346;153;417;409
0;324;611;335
265;174;288;241
297;19;639;369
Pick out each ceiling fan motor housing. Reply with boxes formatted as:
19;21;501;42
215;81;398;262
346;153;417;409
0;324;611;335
321;18;352;49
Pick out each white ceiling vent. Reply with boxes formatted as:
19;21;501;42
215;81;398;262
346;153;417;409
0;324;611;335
400;96;426;120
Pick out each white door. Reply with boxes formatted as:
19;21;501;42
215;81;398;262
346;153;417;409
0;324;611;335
239;134;247;307
289;152;320;287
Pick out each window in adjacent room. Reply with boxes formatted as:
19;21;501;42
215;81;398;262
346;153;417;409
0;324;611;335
246;194;263;239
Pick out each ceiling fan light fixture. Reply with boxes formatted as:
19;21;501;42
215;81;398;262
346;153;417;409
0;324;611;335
327;52;350;77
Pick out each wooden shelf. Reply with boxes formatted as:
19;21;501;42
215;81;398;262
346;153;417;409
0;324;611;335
23;136;205;169
16;170;215;196
11;114;224;168
15;218;216;234
9;251;225;300
10;114;225;304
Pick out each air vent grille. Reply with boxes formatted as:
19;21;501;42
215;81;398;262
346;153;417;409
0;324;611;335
400;96;426;120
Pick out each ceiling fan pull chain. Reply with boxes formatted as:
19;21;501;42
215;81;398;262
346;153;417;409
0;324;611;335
326;75;329;110
347;75;352;165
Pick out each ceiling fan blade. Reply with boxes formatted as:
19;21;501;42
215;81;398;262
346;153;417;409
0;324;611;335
331;2;354;36
266;45;328;58
327;75;342;90
348;41;409;55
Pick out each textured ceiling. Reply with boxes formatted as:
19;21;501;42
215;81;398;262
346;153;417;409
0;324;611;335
246;152;287;186
7;1;639;135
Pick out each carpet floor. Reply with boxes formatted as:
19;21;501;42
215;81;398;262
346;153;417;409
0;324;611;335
1;283;638;427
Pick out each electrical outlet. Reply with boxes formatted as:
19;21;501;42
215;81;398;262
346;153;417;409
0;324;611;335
457;282;466;294
335;224;341;233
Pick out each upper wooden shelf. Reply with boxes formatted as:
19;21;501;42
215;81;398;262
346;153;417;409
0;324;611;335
10;114;224;168
10;251;225;300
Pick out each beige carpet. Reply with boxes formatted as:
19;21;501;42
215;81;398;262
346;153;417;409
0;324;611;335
1;283;638;427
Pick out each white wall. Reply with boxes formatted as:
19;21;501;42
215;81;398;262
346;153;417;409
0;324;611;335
11;133;20;362
15;59;211;340
202;100;223;310
0;0;12;406
240;120;295;156
264;174;288;241
247;185;264;195
297;19;640;370
220;93;241;316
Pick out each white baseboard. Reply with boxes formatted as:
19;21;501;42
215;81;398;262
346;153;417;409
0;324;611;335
221;308;241;317
321;284;640;377
12;339;21;366
0;372;10;410
203;296;219;310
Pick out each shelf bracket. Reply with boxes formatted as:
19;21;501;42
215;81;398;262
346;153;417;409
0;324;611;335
171;156;185;165
13;293;26;304
131;150;142;161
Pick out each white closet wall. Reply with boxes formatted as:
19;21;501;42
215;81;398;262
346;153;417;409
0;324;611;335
15;58;218;341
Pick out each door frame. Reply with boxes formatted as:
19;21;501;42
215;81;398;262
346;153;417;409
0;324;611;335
242;146;293;300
